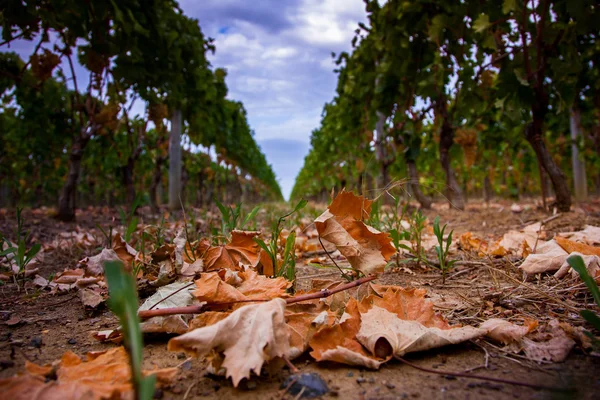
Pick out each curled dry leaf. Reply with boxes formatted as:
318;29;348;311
554;236;600;257
202;230;261;271
480;318;538;345
168;298;290;387
560;225;600;246
112;233;139;268
79;248;121;276
193;269;291;307
519;240;568;274
357;306;484;358
0;347;178;400
521;320;576;362
314;190;395;276
310;287;485;369
310;298;384;369
554;251;600;279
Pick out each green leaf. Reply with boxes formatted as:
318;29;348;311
253;238;273;258
502;0;517;14
0;247;16;257
283;231;296;261
241;206;260;229
293;199;308;213
473;14;491;34
514;69;529;86
568;255;600;307
428;14;446;42
580;310;600;331
105;261;152;399
25;243;41;260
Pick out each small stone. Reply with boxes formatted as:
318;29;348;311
29;336;43;348
444;375;457;380
281;373;329;398
177;353;187;359
181;360;192;371
346;372;354;377
68;338;77;345
384;381;395;389
367;377;375;384
356;377;366;384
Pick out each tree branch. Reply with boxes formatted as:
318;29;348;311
137;275;376;320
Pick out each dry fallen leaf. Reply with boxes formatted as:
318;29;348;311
560;225;600;246
356;306;484;357
521;320;575;362
168;298;290;387
310;298;384;369
554;251;600;279
79;249;122;276
193;270;290;307
480;318;538;345
310;287;486;369
519;240;568;274
202;230;261;271
139;281;199;334
0;347;178;400
314;190;395;276
555;236;600;257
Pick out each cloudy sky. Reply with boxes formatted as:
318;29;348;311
180;0;367;198
1;1;367;199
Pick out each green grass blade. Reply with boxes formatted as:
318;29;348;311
568;254;600;307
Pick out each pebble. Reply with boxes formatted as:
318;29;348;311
29;336;43;348
68;338;77;345
281;373;329;398
384;381;395;389
367;377;375;384
346;372;354;377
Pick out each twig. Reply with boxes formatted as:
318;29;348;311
394;356;572;392
137;275;377;319
183;382;196;400
318;236;351;280
282;355;299;373
286;275;376;304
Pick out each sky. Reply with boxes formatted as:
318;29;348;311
179;0;367;198
1;1;367;200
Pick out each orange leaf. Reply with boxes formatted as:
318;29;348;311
315;190;395;275
203;230;261;271
555;236;600;257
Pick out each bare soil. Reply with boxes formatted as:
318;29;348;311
1;200;600;400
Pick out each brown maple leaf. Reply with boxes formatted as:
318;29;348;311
314;190;395;276
202;230;261;271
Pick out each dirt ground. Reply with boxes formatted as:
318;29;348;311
1;199;600;399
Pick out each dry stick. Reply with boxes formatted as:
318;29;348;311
394;356;571;392
137;275;377;320
485;265;579;313
282;355;299;374
317;236;351;280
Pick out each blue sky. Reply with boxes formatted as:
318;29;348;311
180;0;367;198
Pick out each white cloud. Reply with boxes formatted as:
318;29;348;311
287;0;366;47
